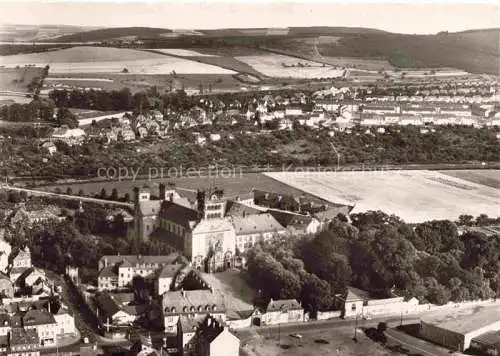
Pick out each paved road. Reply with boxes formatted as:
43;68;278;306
386;328;461;356
0;185;133;208
235;315;420;342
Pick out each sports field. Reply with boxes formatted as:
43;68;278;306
264;170;499;223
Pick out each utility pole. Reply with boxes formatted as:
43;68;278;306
353;314;358;341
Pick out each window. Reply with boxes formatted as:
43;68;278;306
351;304;356;311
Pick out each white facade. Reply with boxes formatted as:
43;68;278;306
209;329;240;356
54;312;77;335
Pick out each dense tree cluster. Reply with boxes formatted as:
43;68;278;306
2;196;175;284
245;211;500;315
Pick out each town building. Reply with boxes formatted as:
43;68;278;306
97;253;186;291
420;306;500;352
231;213;287;253
190;315;240;356
162;289;226;334
7;328;40;356
260;299;304;326
155;263;185;296
22;309;57;346
0;230;12;273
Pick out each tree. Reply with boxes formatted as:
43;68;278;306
7;190;21;203
99;188;107;200
122;67;129;73
110;188;119;201
66;187;73;195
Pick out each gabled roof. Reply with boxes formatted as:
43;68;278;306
157;263;184;279
159;201;200;229
162;290;226;315
341;287;372;302
95;293;121;317
266;299;302;312
268;210;312;229
231;213;285;235
224;201;261;218
9;328;39;346
178;315;204;333
23;309;56;326
98;266;117;278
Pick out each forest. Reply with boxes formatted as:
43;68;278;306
246;211;500;315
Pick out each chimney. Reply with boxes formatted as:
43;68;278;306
159;183;166;201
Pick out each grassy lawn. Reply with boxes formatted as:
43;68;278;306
242;327;395;356
38;173;310;199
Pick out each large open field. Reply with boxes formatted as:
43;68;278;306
44;72;246;93
236;54;344;78
0;46;236;75
37;172;312;200
264;170;499;223
0;66;43;92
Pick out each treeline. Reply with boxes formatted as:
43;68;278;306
3;198;175;284
246;211;500;315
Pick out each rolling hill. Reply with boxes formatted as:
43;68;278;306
51;27;173;43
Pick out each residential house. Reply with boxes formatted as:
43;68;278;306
334;287;419;319
7;328;40;356
226;309;261;329
278;118;293;130
191;315;240;356
314;205;353;228
0;274;14;298
53;305;76;336
0;230;11;273
10;247;31;271
40;142;57;155
97;253;186;291
155;264;184;296
162;289;226;334
261;299;304;326
22;309;57;346
95;292;137;327
0;314;10;336
177;315;204;356
285;106;303;117
50;126;86;146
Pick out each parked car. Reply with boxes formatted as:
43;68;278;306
290;333;303;339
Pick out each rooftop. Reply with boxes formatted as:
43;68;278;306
266;299;302;312
162;289;225;315
192;218;234;235
421;305;500;334
231;213;285;235
9;327;40;346
23;309;56;326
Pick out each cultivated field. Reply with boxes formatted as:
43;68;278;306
0;46;236;75
0;66;44;92
148;48;216;57
242;326;392;356
264;170;499;223
45;72;245;93
440;169;500;189
236;54;344;78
